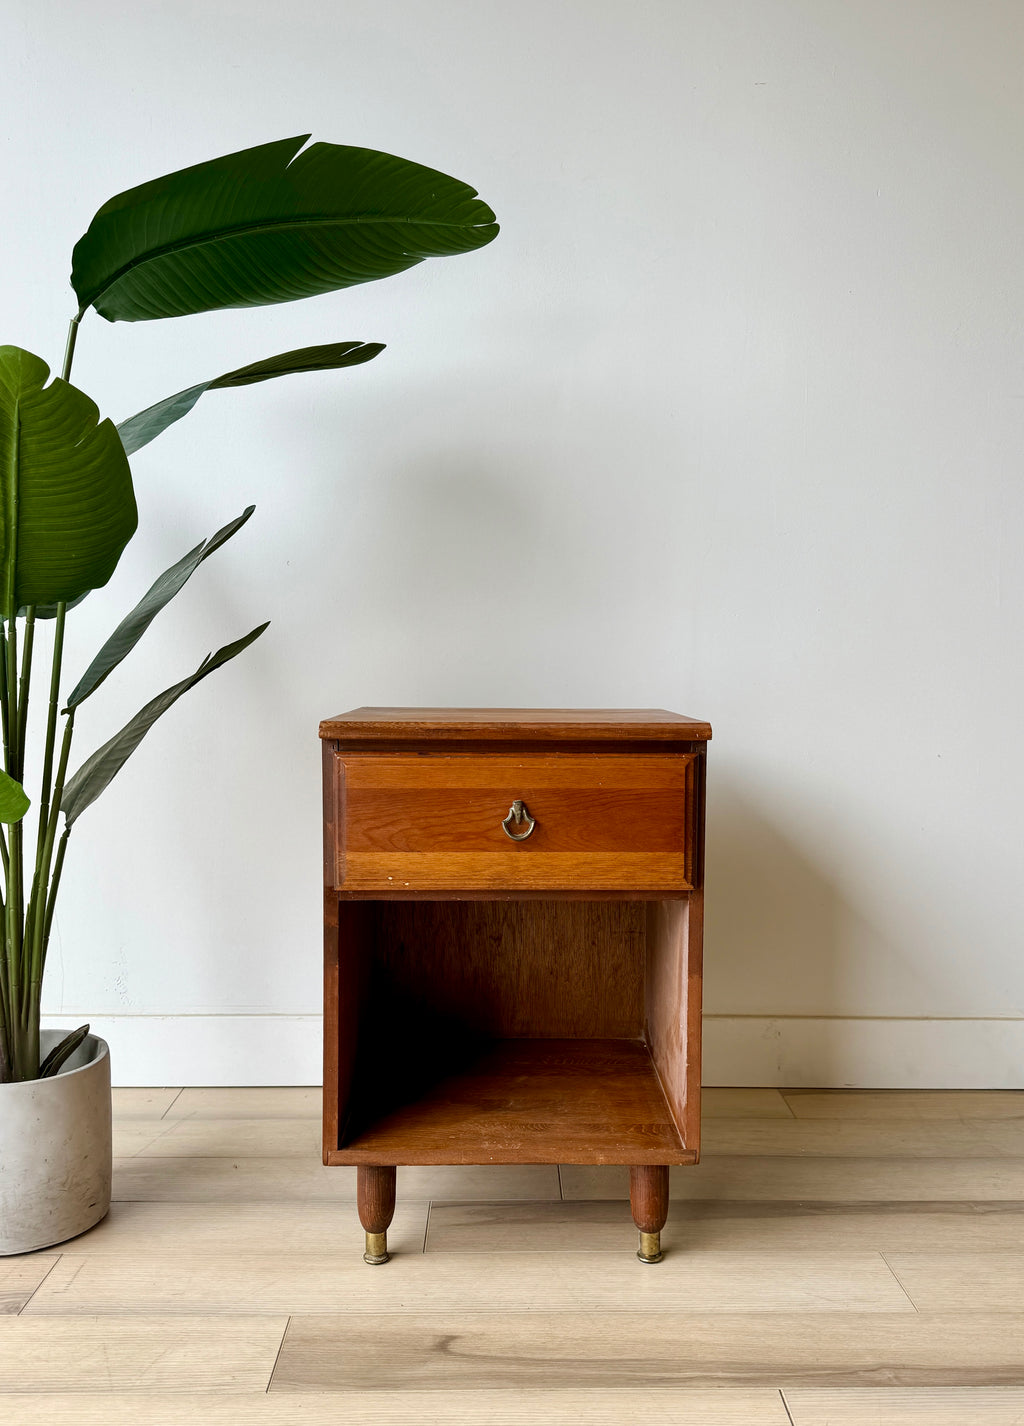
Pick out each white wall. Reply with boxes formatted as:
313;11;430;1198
6;0;1024;1085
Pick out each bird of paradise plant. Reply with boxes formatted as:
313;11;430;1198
0;135;498;1082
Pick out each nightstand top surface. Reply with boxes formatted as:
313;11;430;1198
319;707;711;742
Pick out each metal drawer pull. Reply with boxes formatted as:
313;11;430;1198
502;799;536;841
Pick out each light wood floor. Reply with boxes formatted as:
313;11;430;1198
3;1086;1024;1423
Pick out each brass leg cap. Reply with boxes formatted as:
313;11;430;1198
363;1231;390;1265
637;1230;663;1263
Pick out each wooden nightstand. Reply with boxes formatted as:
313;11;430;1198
320;707;711;1263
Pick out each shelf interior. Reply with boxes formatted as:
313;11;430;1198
328;899;699;1165
337;1037;689;1165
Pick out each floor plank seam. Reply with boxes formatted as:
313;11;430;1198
17;1253;63;1316
159;1089;185;1119
878;1249;921;1313
128;1121;186;1158
265;1314;291;1393
779;1387;797;1425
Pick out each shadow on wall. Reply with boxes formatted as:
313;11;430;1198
704;772;853;1084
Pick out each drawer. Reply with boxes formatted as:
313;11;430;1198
332;753;697;892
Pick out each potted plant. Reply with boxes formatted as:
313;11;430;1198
0;135;498;1254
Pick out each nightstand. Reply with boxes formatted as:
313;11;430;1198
320;707;710;1263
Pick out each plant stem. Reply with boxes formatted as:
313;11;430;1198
61;315;82;383
16;609;34;766
35;602;66;852
30;709;75;994
27;601;67;970
16;610;38;1017
3;618;24;1074
6;617;18;778
41;825;69;964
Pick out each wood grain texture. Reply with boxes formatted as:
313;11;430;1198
424;1198;1024;1254
23;1250;915;1317
700;1119;1000;1157
164;1088;322;1120
966;1120;1024;1156
270;1312;1024;1390
424;1200;638;1253
137;1119;321;1158
39;1200;429;1257
111;1157;559;1202
3;1390;791;1425
559;1157;1024;1200
111;1123;174;1157
372;901;646;1039
340;851;692;893
0;1258;58;1314
884;1253;1024;1312
703;1089;795;1118
342;753;694;791
630;1165;670;1233
646;896;702;1152
320;707;713;742
785;1388;1024;1424
322;739;341;1160
0;1315;287;1391
357;1165;397;1234
110;1088;182;1119
333;1040;690;1165
334;752;695;891
344;788;689;852
784;1090;1024;1120
14;1084;1024;1411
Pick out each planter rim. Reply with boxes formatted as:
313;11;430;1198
0;1031;108;1088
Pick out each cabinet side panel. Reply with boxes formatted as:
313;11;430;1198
322;742;340;1162
684;886;704;1156
324;741;373;1155
645;893;703;1155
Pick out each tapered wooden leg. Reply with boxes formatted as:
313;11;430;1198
630;1164;669;1263
357;1165;397;1264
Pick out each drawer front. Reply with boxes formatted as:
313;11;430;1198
334;753;696;891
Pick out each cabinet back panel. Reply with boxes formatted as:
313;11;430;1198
373;901;646;1039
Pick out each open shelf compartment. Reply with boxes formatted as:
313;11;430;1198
324;900;701;1168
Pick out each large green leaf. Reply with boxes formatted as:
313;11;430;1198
61;621;269;826
65;506;256;710
71;136;499;323
0;347;137;619
27;592;90;622
118;341;384;457
0;768;29;824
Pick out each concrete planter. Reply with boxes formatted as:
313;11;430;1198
0;1030;112;1255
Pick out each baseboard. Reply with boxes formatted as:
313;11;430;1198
41;1012;1024;1088
702;1015;1024;1088
42;1015;323;1087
